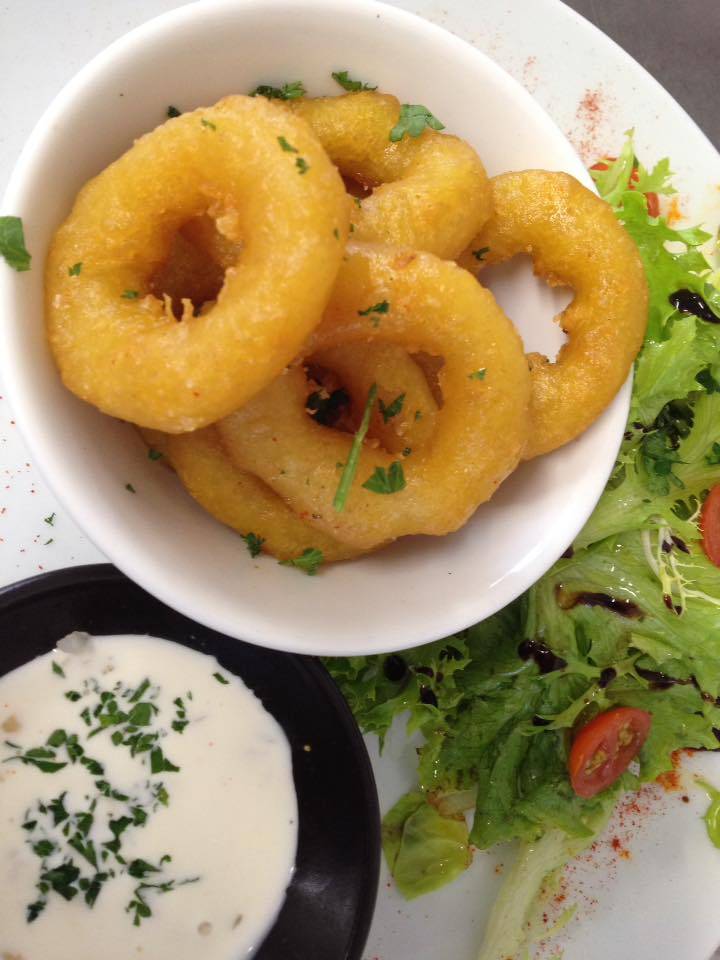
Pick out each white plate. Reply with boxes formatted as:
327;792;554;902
1;0;720;957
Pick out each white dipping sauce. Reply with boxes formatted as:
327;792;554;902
0;633;297;960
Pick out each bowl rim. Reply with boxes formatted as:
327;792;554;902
0;0;630;656
0;561;382;959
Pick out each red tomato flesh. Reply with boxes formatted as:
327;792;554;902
569;706;652;798
701;485;720;568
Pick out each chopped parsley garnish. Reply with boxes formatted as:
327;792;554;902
331;70;377;92
414;410;423;421
44;538;54;545
146;448;163;461
213;672;230;685
280;547;324;576
150;747;180;774
128;677;151;703
277;135;298;153
200;118;216;130
166;105;182;118
3;746;67;774
44;512;56;526
358;299;389;319
6;666;202;926
333;227;340;239
249;80;306;100
125;482;136;493
68;262;83;276
0;215;31;271
333;383;378;512
121;290;139;300
468;369;487;381
172;697;189;734
295;157;310;175
389;104;445;142
127;875;199;927
471;246;490;261
379;392;405;423
362;461;407;495
402;447;412;457
241;532;265;558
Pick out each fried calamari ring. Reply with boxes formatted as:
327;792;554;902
458;170;648;459
287;92;491;260
310;343;439;454
46;95;349;433
218;244;530;552
149;202;440;455
145;426;359;562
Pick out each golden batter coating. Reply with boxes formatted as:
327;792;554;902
218;243;531;552
459;170;648;459
46;95;348;432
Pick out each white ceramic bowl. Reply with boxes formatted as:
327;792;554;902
0;0;629;656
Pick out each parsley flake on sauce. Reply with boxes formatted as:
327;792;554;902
295;157;310;175
121;290;139;300
389;104;445;142
3;657;205;928
333;383;378;512
68;261;83;276
213;672;230;685
249;80;306;100
277;135;298;153
44;512;56;525
147;448;164;461
331;70;377;92
362;461;406;495
200;118;217;131
468;369;486;381
280;547;324;576
471;246;490;261
0;216;31;271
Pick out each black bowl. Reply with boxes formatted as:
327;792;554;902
0;564;380;960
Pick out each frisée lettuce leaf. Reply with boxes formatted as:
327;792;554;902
325;132;720;957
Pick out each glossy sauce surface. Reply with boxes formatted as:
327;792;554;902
0;633;297;960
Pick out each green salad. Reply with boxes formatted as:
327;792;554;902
326;133;720;958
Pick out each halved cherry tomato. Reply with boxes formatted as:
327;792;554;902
591;157;659;216
701;485;720;568
568;706;652;798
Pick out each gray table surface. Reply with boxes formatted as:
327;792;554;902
565;0;719;148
